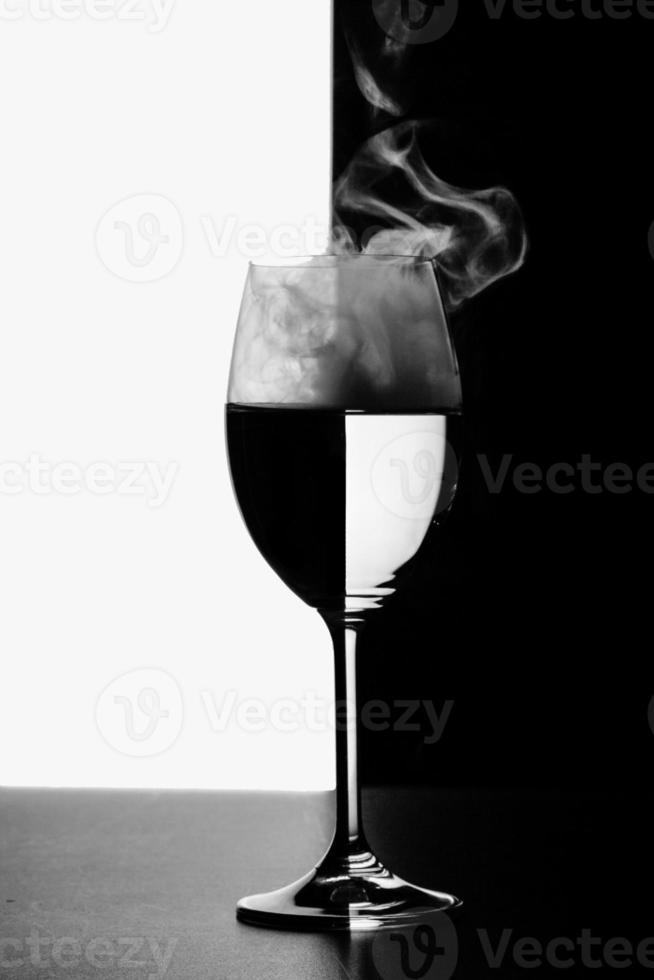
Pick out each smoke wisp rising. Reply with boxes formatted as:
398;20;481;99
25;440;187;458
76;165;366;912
333;120;527;310
333;21;527;310
228;20;526;409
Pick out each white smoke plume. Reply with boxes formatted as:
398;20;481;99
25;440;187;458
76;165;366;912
228;18;526;408
333;121;526;310
335;22;527;310
344;31;406;117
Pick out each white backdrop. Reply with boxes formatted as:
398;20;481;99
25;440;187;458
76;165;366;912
0;0;334;789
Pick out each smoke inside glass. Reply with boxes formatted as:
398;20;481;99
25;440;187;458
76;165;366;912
228;255;461;410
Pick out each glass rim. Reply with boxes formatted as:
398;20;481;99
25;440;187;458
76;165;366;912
248;253;435;270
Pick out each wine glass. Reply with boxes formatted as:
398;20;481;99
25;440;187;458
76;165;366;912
226;253;462;930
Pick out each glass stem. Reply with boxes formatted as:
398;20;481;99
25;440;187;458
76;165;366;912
322;618;373;869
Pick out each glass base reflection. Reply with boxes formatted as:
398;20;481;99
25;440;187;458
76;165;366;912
237;848;461;932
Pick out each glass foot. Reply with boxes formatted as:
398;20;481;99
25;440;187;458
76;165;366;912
237;851;461;931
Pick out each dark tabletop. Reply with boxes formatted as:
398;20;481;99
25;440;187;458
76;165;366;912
1;786;652;979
